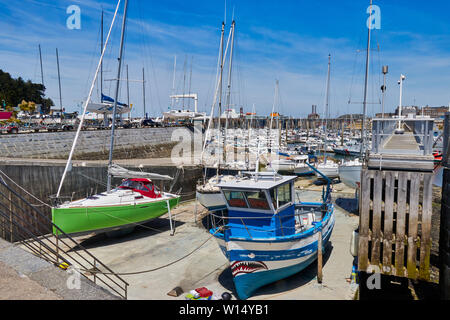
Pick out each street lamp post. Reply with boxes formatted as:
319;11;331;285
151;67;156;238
396;74;406;134
381;65;388;118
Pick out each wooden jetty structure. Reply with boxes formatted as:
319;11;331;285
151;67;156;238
358;117;436;281
441;113;449;299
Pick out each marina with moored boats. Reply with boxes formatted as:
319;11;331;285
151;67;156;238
0;0;449;304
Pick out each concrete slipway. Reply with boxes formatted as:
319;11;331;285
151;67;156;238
67;189;359;300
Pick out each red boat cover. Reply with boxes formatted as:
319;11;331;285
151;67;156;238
0;112;12;120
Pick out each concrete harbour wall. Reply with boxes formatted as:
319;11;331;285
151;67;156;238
0;162;202;241
0;127;188;160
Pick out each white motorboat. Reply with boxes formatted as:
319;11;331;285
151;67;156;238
196;175;236;211
292;155;315;176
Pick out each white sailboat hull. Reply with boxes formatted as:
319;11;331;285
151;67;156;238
338;164;362;189
267;160;296;173
294;165;314;176
315;164;339;179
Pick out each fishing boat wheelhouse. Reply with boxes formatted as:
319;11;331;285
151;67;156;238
209;171;335;299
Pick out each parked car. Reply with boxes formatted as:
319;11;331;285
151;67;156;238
140;118;161;128
0;123;19;134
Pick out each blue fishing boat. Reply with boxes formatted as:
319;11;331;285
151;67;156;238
209;169;335;300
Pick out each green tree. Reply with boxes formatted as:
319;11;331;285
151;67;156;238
0;69;54;113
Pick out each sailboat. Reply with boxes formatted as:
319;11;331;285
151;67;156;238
52;0;180;236
197;20;244;210
316;55;339;179
338;0;376;189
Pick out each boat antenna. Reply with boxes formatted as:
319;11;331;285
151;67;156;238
107;0;129;193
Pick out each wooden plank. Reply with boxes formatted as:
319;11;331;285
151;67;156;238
371;170;383;267
406;172;421;279
419;173;433;281
382;170;395;275
358;169;373;272
395;171;408;277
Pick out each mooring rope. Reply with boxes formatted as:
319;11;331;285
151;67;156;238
80;227;222;276
0;169;52;208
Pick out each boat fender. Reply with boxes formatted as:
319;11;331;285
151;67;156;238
350;228;359;257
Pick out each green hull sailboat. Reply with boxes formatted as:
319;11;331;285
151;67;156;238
52;0;180;236
52;188;179;236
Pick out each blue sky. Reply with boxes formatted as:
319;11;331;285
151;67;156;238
0;0;449;117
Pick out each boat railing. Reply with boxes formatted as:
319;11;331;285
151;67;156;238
0;176;129;299
209;204;331;239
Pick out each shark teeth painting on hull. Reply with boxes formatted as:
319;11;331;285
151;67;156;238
231;261;268;277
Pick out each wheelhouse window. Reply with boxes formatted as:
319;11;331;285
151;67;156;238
278;183;292;207
269;183;292;209
244;191;270;210
223;190;248;208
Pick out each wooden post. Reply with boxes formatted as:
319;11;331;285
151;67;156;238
358;169;372;272
440;113;450;299
194;192;198;224
317;229;323;283
167;200;174;236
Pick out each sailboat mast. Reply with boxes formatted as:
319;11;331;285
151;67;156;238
56;0;122;199
100;9;104;102
126;64;130;119
171;55;177;110
188;56;193;110
361;0;373;157
324;54;331;163
142;67;146;118
107;0;129;193
217;22;225;175
56;48;63;115
224;20;236;164
38;44;44;87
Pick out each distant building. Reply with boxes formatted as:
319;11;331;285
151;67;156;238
377;105;449;119
338;114;364;121
394;106;419;117
420;105;449;118
308;105;320;120
375;112;396;118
